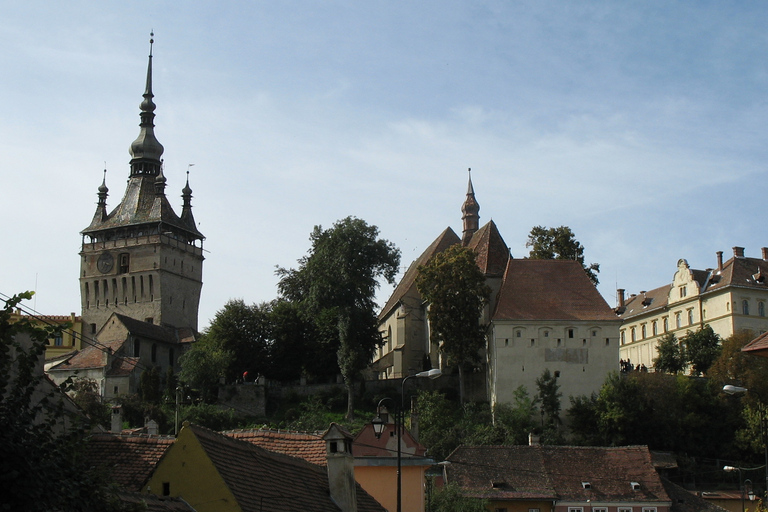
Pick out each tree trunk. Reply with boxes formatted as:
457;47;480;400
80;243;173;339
458;364;466;405
345;379;355;420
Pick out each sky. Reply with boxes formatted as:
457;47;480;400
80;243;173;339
2;1;767;330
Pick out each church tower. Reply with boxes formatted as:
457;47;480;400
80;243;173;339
461;168;480;245
79;36;204;336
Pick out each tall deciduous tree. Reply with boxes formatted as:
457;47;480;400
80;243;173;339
277;216;400;419
526;225;600;285
681;325;721;376
416;244;491;404
653;333;686;374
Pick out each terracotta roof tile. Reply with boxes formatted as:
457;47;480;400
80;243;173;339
85;433;174;491
48;338;125;371
222;428;327;466
447;445;670;503
189;424;385;512
352;423;427;458
660;478;728;512
466;221;510;277
493;259;619;322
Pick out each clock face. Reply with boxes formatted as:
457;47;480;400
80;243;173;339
97;252;114;274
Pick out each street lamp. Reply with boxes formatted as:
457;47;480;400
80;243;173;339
723;384;768;503
372;368;442;512
724;466;745;512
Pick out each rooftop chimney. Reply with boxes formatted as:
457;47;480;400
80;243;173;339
617;289;625;308
323;423;357;512
528;433;540;446
734;247;745;258
717;251;723;271
111;405;123;433
762;248;768;261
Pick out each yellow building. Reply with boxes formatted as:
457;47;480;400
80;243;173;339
618;247;768;371
8;310;84;361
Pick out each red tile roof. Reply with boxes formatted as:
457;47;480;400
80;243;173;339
48;338;124;371
222;428;327;466
447;445;670;504
493;259;619;321
352;423;427;458
742;330;768;357
84;433;175;491
188;424;386;512
465;220;510;277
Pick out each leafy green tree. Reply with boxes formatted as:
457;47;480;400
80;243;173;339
568;393;602;445
653;333;686;374
709;329;768;402
139;365;162;404
202;299;272;382
526;225;600;285
416;244;491;404
278;216;400;419
0;293;126;511
536;369;564;444
681;325;721;376
70;378;110;429
493;386;538;445
178;339;234;402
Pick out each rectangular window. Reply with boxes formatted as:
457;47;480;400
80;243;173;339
641;508;657;512
54;335;63;346
568;329;574;338
619;507;633;512
593;508;608;512
568;508;584;512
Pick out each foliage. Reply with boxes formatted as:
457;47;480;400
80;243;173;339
653;333;686;374
492;386;539;445
176;403;241;431
0;293;128;511
535;369;564;444
526;225;600;285
681;325;722;376
178;338;234;403
416;244;491;403
567;393;602;446
277;216;400;419
201;299;272;383
70;378;110;429
709;330;768;403
139;365;162;404
428;483;487;512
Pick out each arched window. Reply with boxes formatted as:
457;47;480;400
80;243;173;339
687;309;694;325
641;325;646;339
631;327;636;342
652;321;658;336
743;300;750;315
675;312;681;329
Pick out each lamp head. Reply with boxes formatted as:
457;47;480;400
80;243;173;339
723;385;749;396
371;415;386;439
415;368;442;380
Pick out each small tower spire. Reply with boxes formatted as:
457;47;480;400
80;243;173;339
181;164;198;230
95;167;109;221
129;32;164;176
461;168;480;245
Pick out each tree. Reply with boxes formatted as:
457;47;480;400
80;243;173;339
277;216;400;419
536;369;564;444
709;329;768;402
681;325;721;376
0;293;126;510
526;225;600;285
493;386;538;445
653;333;686;374
202;299;272;383
70;378;110;429
178;339;234;403
416;244;491;404
428;483;487;512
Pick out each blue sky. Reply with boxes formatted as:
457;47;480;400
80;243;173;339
2;2;766;329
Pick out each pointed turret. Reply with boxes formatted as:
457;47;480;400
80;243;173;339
129;33;164;176
461;168;480;245
90;168;109;224
180;167;198;231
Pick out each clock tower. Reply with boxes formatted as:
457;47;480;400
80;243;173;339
79;37;204;336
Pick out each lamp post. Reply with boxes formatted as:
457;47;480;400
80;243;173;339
723;385;768;503
724;466;745;512
372;368;442;512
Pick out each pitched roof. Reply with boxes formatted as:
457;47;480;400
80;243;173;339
660;478;728;512
378;227;461;320
222;428;327;466
352;423;427;458
47;338;124;372
466;220;510;277
447;445;670;503
742;330;768;357
493;259;619;322
85;433;175;491
117;492;195;512
188;424;386;512
110;314;195;344
618;284;671;319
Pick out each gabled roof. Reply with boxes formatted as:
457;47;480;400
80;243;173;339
109;314;195;345
660;478;728;512
47;338;124;372
465;220;510;277
707;255;768;293
353;423;427;458
186;424;385;512
742;330;768;357
618;284;671;319
378;227;461;320
222;428;327;466
85;433;174;491
493;259;619;322
447;445;670;504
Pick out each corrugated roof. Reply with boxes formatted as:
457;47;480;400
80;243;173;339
493;259;619;321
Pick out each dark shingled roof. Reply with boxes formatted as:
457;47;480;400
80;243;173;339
493;259;619;322
85;433;175;491
447;445;670;504
660;478;729;512
742;330;768;357
47;338;124;372
465;220;510;277
618;284;671;319
222;428;328;466
188;424;385;512
117;492;195;512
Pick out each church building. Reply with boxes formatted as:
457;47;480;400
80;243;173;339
371;173;620;409
48;37;204;398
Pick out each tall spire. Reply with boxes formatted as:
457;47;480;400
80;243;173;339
461;168;480;245
129;32;164;176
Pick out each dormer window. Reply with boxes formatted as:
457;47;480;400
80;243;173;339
582;482;591;489
631;481;641;491
679;286;686;298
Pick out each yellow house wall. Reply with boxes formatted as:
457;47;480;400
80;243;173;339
144;427;241;512
355;465;427;512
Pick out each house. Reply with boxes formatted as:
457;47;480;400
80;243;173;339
617;248;768;370
7;310;84;361
444;444;672;512
144;422;386;512
84;432;175;491
371;172;620;409
47;312;194;398
223;422;433;512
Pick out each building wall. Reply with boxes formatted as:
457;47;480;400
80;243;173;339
80;234;203;334
354;465;427;512
486;499;553;512
489;320;620;409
